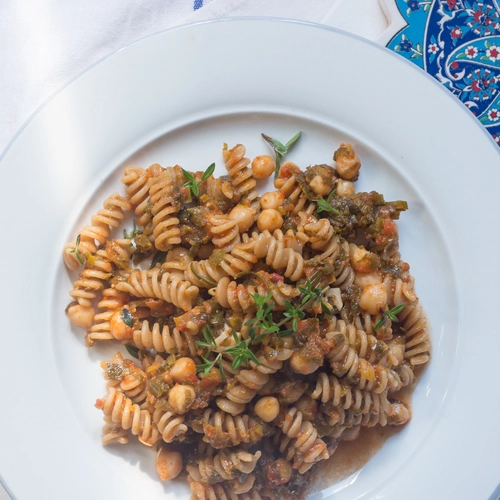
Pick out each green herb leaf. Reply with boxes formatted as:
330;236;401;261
196;355;217;376
326;189;337;202
181;168;196;183
285;131;302;149
316;198;341;215
202;162;216;181
218;355;226;380
203;326;217;347
182;163;216;198
125;344;139;359
261;131;302;178
150;251;168;269
373;316;387;331
69;234;85;266
374;304;405;330
121;308;134;328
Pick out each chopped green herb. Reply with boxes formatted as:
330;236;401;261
123;220;142;240
125;344;139;359
150;251;168;269
121;308;134;328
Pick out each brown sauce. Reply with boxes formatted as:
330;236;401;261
309;375;421;492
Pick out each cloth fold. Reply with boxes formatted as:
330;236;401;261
0;0;389;157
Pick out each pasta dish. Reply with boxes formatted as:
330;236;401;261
63;134;430;499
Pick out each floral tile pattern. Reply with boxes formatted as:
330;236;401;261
387;0;500;144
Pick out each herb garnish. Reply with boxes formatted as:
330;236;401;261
261;132;301;178
282;299;305;332
125;344;140;359
149;251;168;269
195;279;331;377
69;234;85;266
373;304;405;330
182;163;216;197
121;308;134;328
315;189;343;218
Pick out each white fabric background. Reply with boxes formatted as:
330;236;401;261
0;1;392;498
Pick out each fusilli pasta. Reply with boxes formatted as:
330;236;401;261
63;137;430;499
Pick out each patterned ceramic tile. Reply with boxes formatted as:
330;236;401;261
387;0;500;143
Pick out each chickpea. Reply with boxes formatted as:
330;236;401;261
351;246;380;273
168;384;195;414
290;351;322;375
336;179;355;196
109;307;134;340
334;143;361;181
359;283;388;315
354;270;382;288
254;396;280;422
266;459;292;487
388;402;411;426
260;191;285;210
156;448;183;481
252;155;275;179
66;303;95;329
170;357;197;383
257;209;283;232
229;205;256;233
309;175;330;197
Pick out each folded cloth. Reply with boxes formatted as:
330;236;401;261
0;0;389;157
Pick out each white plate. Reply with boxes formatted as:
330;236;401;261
1;19;499;500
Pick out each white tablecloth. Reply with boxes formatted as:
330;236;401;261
0;1;394;498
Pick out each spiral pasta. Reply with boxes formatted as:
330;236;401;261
149;166;184;250
223;143;258;206
212;275;299;311
121;164;163;231
64;138;430;499
209;213;241;250
277;407;329;472
63;193;131;270
133;320;197;356
252;230;304;281
116;268;199;311
97;387;159;446
193;409;270;448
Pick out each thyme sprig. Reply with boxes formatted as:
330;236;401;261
195;326;260;378
261;131;301;178
315;189;343;219
374;304;405;330
182;163;216;197
70;234;85;266
196;279;331;378
282;299;305;332
298;281;332;315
